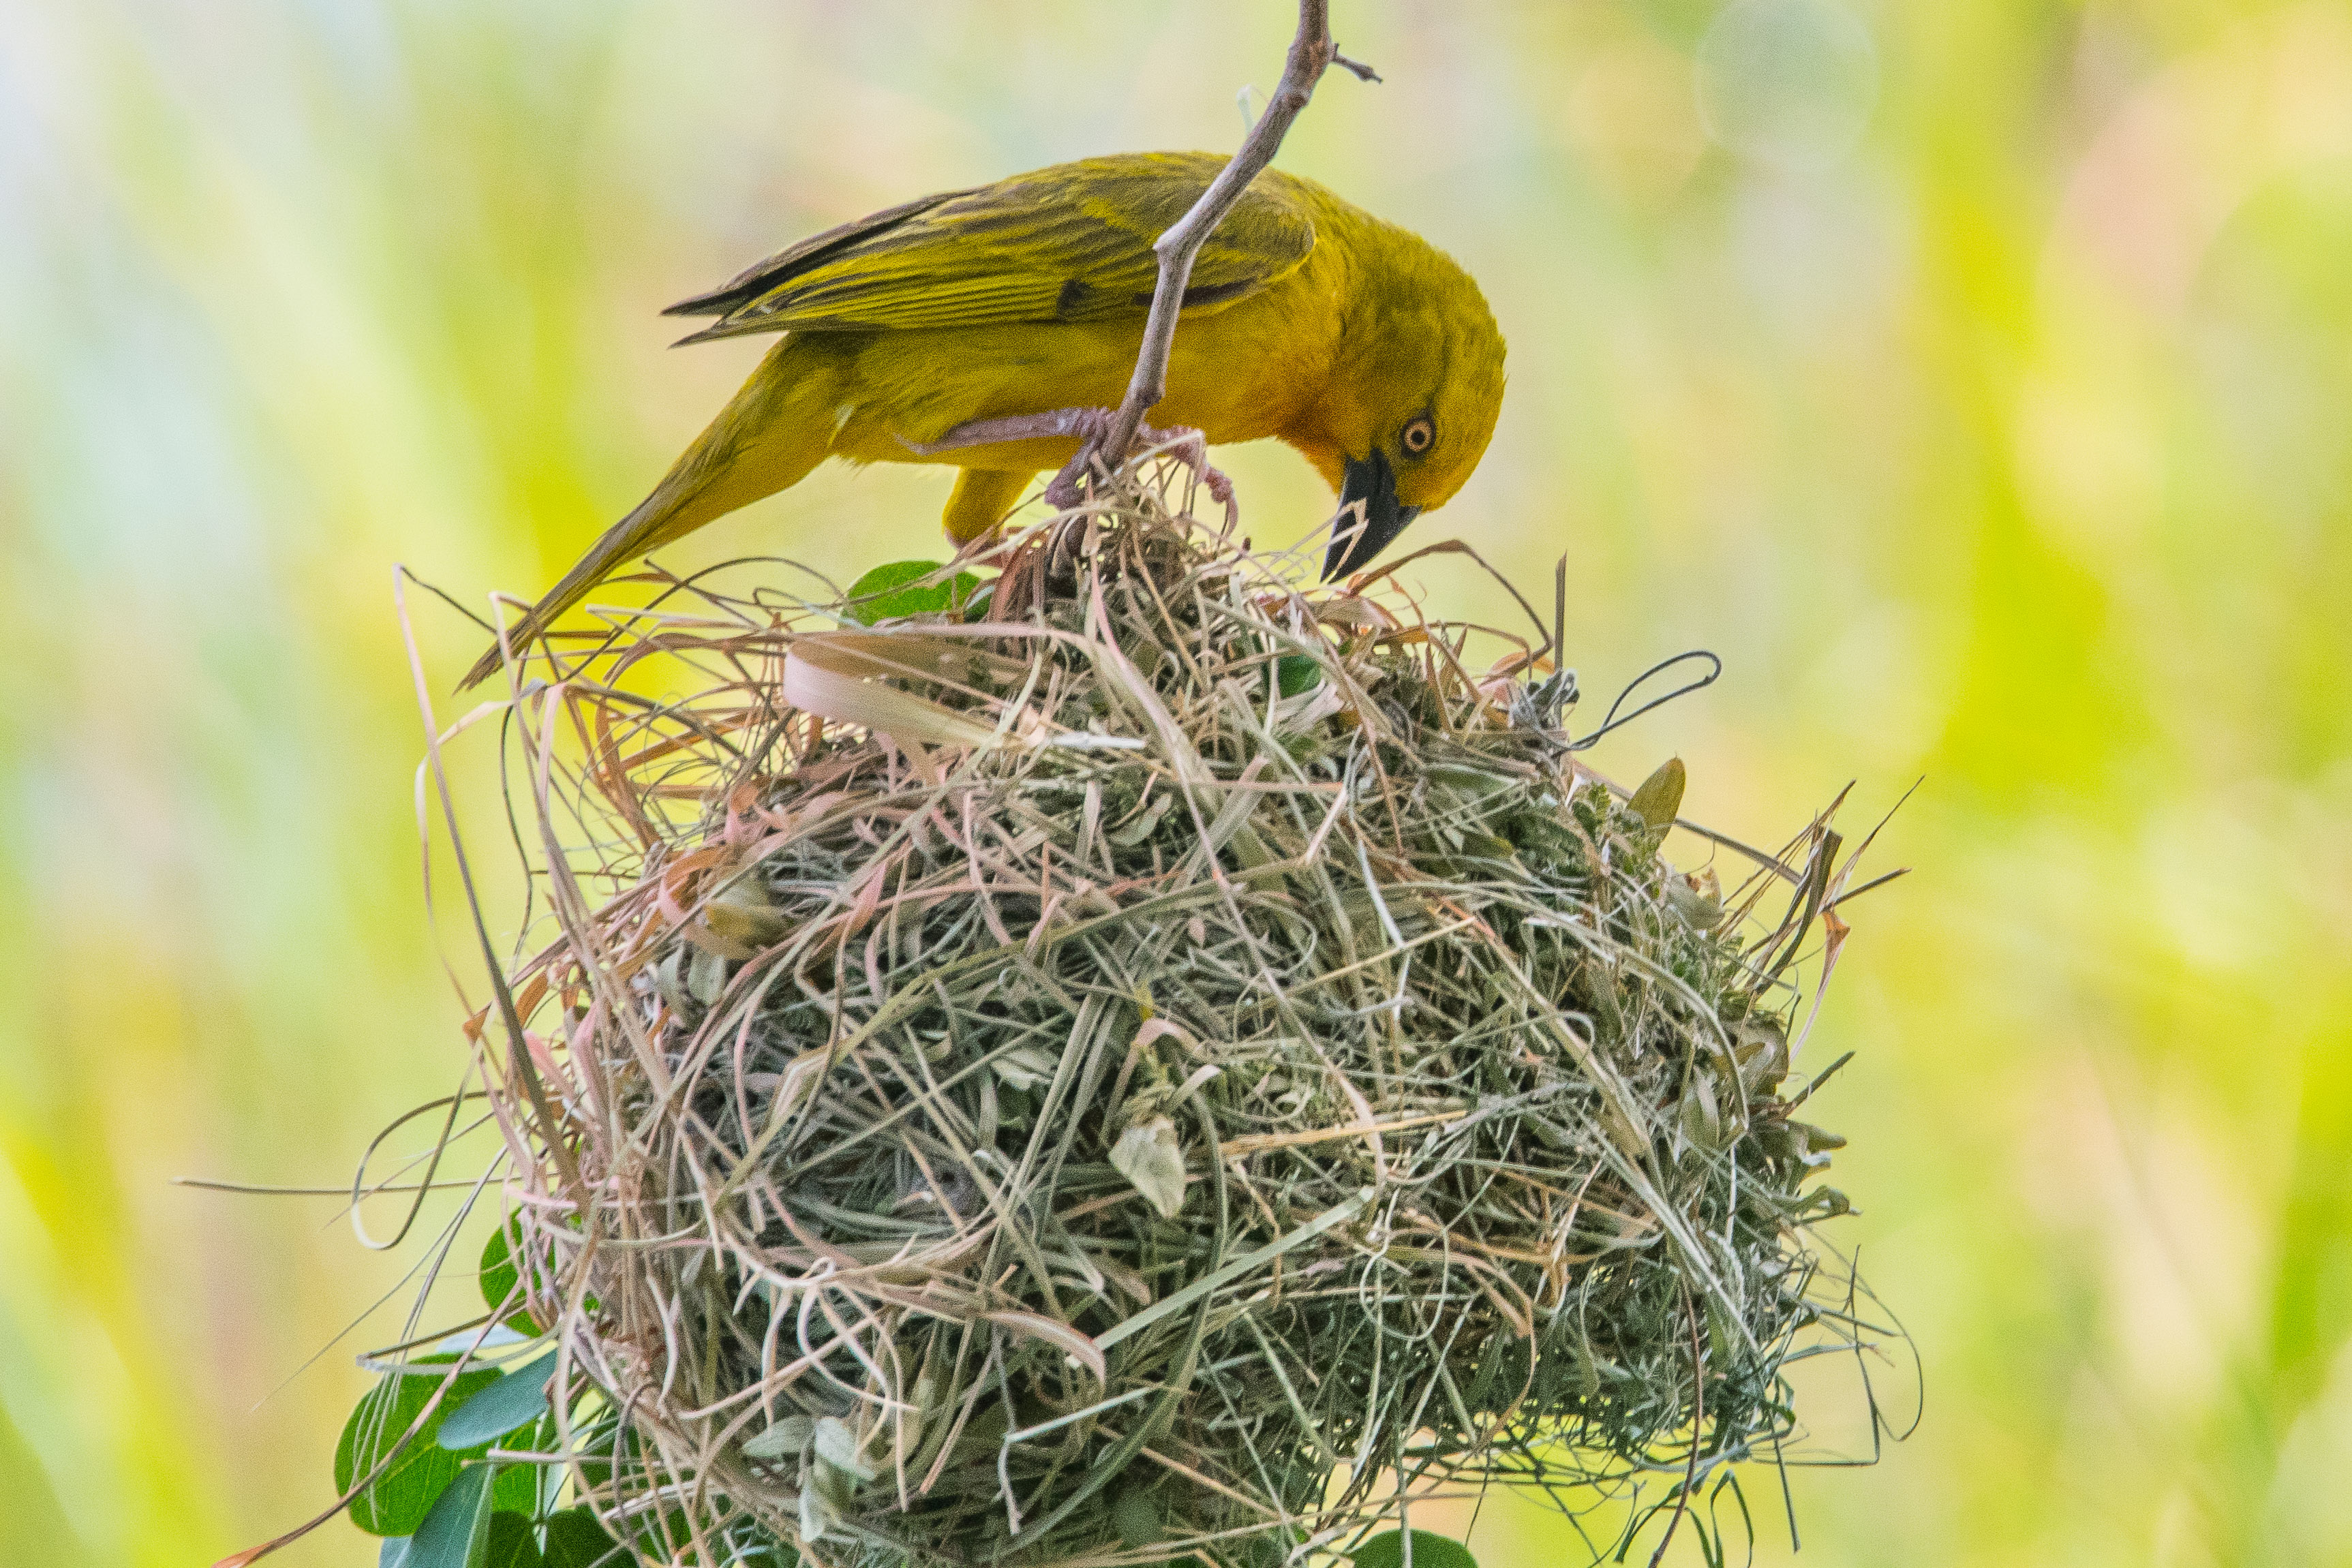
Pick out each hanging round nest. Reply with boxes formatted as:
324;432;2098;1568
457;472;1881;1568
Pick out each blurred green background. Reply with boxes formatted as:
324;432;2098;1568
4;1;2350;1564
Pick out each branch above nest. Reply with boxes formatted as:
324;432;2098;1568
1049;0;1377;499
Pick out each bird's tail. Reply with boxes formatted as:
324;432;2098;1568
460;338;844;690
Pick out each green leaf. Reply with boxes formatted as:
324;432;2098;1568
845;560;986;624
1351;1530;1479;1568
540;1509;626;1568
477;1213;550;1325
491;1456;538;1519
478;1221;515;1314
485;1512;546;1568
336;1355;506;1535
439;1351;558;1451
1628;756;1686;832
478;1219;543;1334
533;1434;694;1564
406;1463;495;1568
381;1541;412;1568
1275;654;1323;697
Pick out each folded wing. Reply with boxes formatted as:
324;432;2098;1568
662;151;1317;342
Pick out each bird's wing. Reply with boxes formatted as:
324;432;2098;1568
662;152;1317;343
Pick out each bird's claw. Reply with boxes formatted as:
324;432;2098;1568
1137;422;1237;517
1040;414;1115;509
924;405;1236;527
1050;418;1238;529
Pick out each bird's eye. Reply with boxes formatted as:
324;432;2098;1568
1401;416;1436;456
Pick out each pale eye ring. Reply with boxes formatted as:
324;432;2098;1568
1401;416;1436;456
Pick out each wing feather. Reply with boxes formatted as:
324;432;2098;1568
669;152;1317;343
661;189;976;320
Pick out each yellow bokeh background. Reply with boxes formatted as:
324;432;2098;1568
4;2;2349;1564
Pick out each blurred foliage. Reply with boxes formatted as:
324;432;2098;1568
0;2;2347;1565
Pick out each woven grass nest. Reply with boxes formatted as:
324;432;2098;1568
455;470;1882;1568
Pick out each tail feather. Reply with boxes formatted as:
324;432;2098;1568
461;340;840;690
461;489;685;690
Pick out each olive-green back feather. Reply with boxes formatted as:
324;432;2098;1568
665;151;1318;343
662;189;978;322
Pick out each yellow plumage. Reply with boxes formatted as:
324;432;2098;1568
465;151;1504;688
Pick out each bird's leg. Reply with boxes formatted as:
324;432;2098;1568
901;408;1114;459
905;409;1237;527
901;408;1116;508
1041;420;1112;508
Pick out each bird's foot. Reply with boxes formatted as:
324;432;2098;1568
1039;416;1236;529
1130;422;1238;529
913;408;1234;526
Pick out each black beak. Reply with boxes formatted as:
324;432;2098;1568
1324;450;1422;581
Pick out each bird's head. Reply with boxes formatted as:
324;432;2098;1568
1304;234;1506;579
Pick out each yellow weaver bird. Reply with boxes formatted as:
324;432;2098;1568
464;150;1505;688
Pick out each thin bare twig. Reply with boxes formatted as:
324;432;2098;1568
1056;0;1372;495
